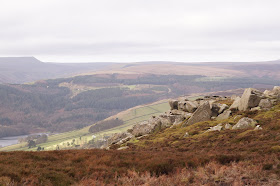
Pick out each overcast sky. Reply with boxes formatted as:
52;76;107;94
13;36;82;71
0;0;280;62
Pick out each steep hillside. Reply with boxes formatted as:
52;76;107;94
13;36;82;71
0;73;279;138
0;87;279;185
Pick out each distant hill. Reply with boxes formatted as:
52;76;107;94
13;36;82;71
91;60;280;78
1;57;280;84
0;57;113;83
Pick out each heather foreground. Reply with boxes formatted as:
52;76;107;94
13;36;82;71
0;107;280;185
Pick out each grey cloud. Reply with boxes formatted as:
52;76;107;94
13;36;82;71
0;0;280;62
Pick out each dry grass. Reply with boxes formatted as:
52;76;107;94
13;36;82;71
0;104;279;185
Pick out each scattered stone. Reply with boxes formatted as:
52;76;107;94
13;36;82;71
185;101;212;126
250;107;261;111
216;110;231;121
232;117;257;130
238;88;263;111
259;99;272;109
224;123;232;129
117;146;129;150
254;125;263;131
183;132;189;137
206;123;223;132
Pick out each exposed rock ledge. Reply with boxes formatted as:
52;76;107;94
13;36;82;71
106;86;280;149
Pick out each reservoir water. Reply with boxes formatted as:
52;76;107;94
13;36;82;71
0;134;29;147
0;133;48;148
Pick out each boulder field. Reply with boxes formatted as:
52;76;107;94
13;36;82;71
106;86;280;149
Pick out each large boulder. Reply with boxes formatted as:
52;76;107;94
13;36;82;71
169;100;178;110
185;101;212;126
130;115;173;137
216;110;231;121
258;99;272;109
178;101;198;113
130;121;154;137
232;117;257;130
238;88;263;111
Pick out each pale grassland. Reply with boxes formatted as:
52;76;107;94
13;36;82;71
59;82;137;97
194;76;229;82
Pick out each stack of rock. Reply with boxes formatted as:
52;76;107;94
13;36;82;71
106;86;280;148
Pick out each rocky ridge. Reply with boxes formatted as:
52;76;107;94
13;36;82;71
106;86;280;149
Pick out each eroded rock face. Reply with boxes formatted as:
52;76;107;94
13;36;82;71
232;117;257;130
238;88;263;111
185;101;212;126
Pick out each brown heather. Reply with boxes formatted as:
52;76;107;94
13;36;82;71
0;103;280;185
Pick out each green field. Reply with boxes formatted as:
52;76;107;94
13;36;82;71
0;101;169;151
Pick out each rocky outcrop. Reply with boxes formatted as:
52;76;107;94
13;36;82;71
186;101;212;126
238;88;263;111
130;118;160;137
232;117;257;130
106;86;279;148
